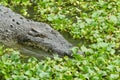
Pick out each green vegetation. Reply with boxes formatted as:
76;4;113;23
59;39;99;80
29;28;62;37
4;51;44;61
0;49;120;80
0;0;120;80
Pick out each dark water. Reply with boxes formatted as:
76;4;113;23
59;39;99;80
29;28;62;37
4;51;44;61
19;45;55;60
60;32;83;46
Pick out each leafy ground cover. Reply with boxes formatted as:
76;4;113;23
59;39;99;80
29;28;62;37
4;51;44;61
0;0;120;80
0;48;120;80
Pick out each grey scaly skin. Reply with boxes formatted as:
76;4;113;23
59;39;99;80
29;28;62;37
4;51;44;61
0;5;83;57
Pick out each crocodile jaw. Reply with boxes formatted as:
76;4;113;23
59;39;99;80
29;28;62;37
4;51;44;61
17;22;73;57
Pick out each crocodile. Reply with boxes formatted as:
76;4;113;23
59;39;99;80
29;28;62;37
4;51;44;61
0;5;83;58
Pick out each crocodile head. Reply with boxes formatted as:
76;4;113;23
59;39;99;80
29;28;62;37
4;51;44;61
0;5;83;57
17;22;74;57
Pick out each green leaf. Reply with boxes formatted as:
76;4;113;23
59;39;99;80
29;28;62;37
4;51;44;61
109;15;118;24
81;45;87;52
109;74;119;80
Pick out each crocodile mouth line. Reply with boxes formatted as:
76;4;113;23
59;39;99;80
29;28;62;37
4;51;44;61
19;41;54;54
19;41;72;57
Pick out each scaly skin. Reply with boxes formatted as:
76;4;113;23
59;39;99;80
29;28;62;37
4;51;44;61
0;5;83;57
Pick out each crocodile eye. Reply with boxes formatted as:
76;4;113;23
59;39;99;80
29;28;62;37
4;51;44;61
35;33;46;38
28;28;47;38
